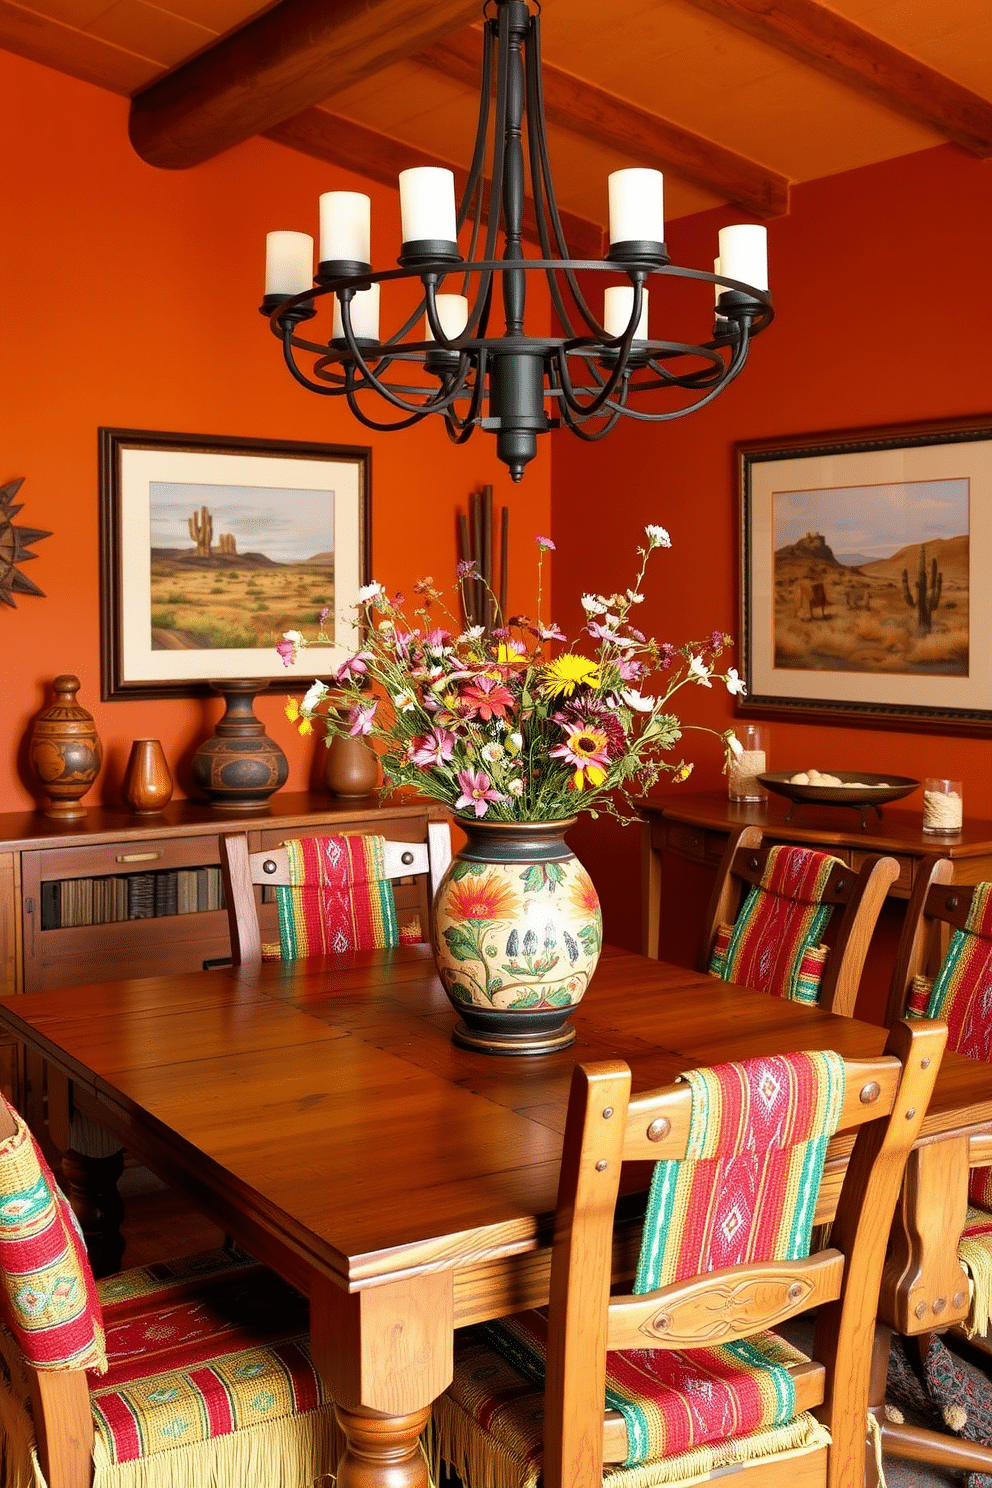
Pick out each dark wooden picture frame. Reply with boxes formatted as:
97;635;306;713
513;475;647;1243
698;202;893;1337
99;428;371;701
737;415;992;734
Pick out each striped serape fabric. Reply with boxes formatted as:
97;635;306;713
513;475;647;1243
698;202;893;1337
635;1051;846;1292
429;1316;827;1488
275;834;399;960
906;882;992;1333
708;845;842;1004
0;1096;106;1373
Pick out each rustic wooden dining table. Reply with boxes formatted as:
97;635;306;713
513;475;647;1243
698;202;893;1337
1;943;990;1488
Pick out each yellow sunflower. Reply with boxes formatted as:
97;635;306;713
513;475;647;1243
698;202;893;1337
541;654;601;698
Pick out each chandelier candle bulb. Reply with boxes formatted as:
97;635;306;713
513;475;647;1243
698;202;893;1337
264;231;313;297
718;224;768;293
603;285;649;341
608;168;664;248
333;283;381;343
318;192;371;266
923;778;963;833
399;167;458;246
424;294;470;342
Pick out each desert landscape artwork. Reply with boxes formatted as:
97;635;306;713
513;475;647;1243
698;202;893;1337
773;477;969;677
148;480;335;651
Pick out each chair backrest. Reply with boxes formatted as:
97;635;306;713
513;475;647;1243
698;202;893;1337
698;825;900;1016
220;822;452;969
541;1018;946;1488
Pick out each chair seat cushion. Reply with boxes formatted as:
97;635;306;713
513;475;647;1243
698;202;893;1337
959;1206;992;1339
429;1310;829;1488
90;1247;331;1467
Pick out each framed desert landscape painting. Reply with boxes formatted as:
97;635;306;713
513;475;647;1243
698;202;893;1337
738;416;992;732
99;428;370;700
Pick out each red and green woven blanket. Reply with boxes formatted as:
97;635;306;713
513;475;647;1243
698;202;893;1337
634;1051;846;1293
275;834;399;959
710;846;842;1004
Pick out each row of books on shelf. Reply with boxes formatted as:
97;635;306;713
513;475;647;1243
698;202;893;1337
41;867;228;930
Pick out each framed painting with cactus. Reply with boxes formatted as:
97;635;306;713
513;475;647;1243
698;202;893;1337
98;428;370;700
738;416;992;733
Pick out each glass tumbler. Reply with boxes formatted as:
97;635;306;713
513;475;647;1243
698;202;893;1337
728;724;769;802
922;777;963;833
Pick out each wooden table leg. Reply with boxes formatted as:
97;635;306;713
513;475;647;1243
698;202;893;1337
641;820;661;959
879;1135;971;1335
310;1270;455;1488
47;1068;126;1277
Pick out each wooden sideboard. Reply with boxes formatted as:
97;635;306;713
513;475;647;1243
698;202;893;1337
0;791;447;1102
638;791;992;962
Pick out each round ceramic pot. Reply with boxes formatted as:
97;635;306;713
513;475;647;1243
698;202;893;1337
324;733;379;798
430;817;602;1056
28;674;102;820
191;680;288;811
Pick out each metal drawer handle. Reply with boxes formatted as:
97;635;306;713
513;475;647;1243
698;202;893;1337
115;851;163;863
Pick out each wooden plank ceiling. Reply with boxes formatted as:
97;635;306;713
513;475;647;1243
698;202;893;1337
2;0;990;242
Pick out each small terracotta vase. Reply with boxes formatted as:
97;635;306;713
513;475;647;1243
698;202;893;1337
323;733;379;798
122;739;173;815
28;675;103;820
430;817;602;1056
190;680;289;811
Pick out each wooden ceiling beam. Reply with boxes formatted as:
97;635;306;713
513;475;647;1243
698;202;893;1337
420;30;790;219
128;0;481;170
681;0;992;157
264;108;606;260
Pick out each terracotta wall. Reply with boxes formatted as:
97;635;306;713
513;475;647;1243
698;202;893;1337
0;49;550;815
550;142;992;965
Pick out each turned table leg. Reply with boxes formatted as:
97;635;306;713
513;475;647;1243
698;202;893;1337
310;1270;454;1488
60;1147;126;1277
335;1403;432;1488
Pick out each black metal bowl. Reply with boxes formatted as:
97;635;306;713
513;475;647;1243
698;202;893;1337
757;771;920;808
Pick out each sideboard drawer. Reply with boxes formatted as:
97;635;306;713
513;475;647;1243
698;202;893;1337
32;834;220;883
851;849;914;892
663;824;707;863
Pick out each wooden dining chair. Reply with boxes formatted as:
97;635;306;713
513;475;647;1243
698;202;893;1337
0;1093;343;1488
219;821;451;969
876;856;992;1478
427;1017;946;1488
698;825;900;1016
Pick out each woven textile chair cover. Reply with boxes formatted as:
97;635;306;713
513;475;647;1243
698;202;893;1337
429;1050;849;1488
907;880;992;1336
708;845;844;1004
0;1096;342;1488
273;833;400;960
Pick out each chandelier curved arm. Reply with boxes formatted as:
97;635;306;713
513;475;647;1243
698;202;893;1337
337;293;475;417
596;331;752;422
457;17;495;283
281;323;348;396
554;283;645;417
344;376;430;432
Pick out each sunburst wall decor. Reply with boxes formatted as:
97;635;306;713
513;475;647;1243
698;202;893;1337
0;478;51;607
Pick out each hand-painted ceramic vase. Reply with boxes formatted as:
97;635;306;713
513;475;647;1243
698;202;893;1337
430;817;602;1056
28;674;102;820
191;680;288;811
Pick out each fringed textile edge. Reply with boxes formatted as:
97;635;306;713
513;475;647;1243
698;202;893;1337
90;1401;344;1487
959;1236;992;1339
427;1387;830;1488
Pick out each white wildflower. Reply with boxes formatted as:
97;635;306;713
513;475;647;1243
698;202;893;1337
481;742;504;765
645;524;672;549
282;629;304;644
581;593;610;615
724;732;744;758
302;680;329;712
626;589;646;604
458;625;486;642
725;668;747;697
392;689;417;712
688;654;712;687
619;688;655;713
356;581;384;604
507;778;525;796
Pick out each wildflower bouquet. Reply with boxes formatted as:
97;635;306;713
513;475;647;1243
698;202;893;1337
280;526;746;824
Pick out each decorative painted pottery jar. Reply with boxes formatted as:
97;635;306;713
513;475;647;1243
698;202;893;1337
191;680;288;811
430;816;602;1056
28;674;102;820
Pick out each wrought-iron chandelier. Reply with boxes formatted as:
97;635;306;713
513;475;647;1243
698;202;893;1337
261;0;773;482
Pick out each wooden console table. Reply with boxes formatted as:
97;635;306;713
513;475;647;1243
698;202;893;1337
638;790;992;961
0;791;447;1104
